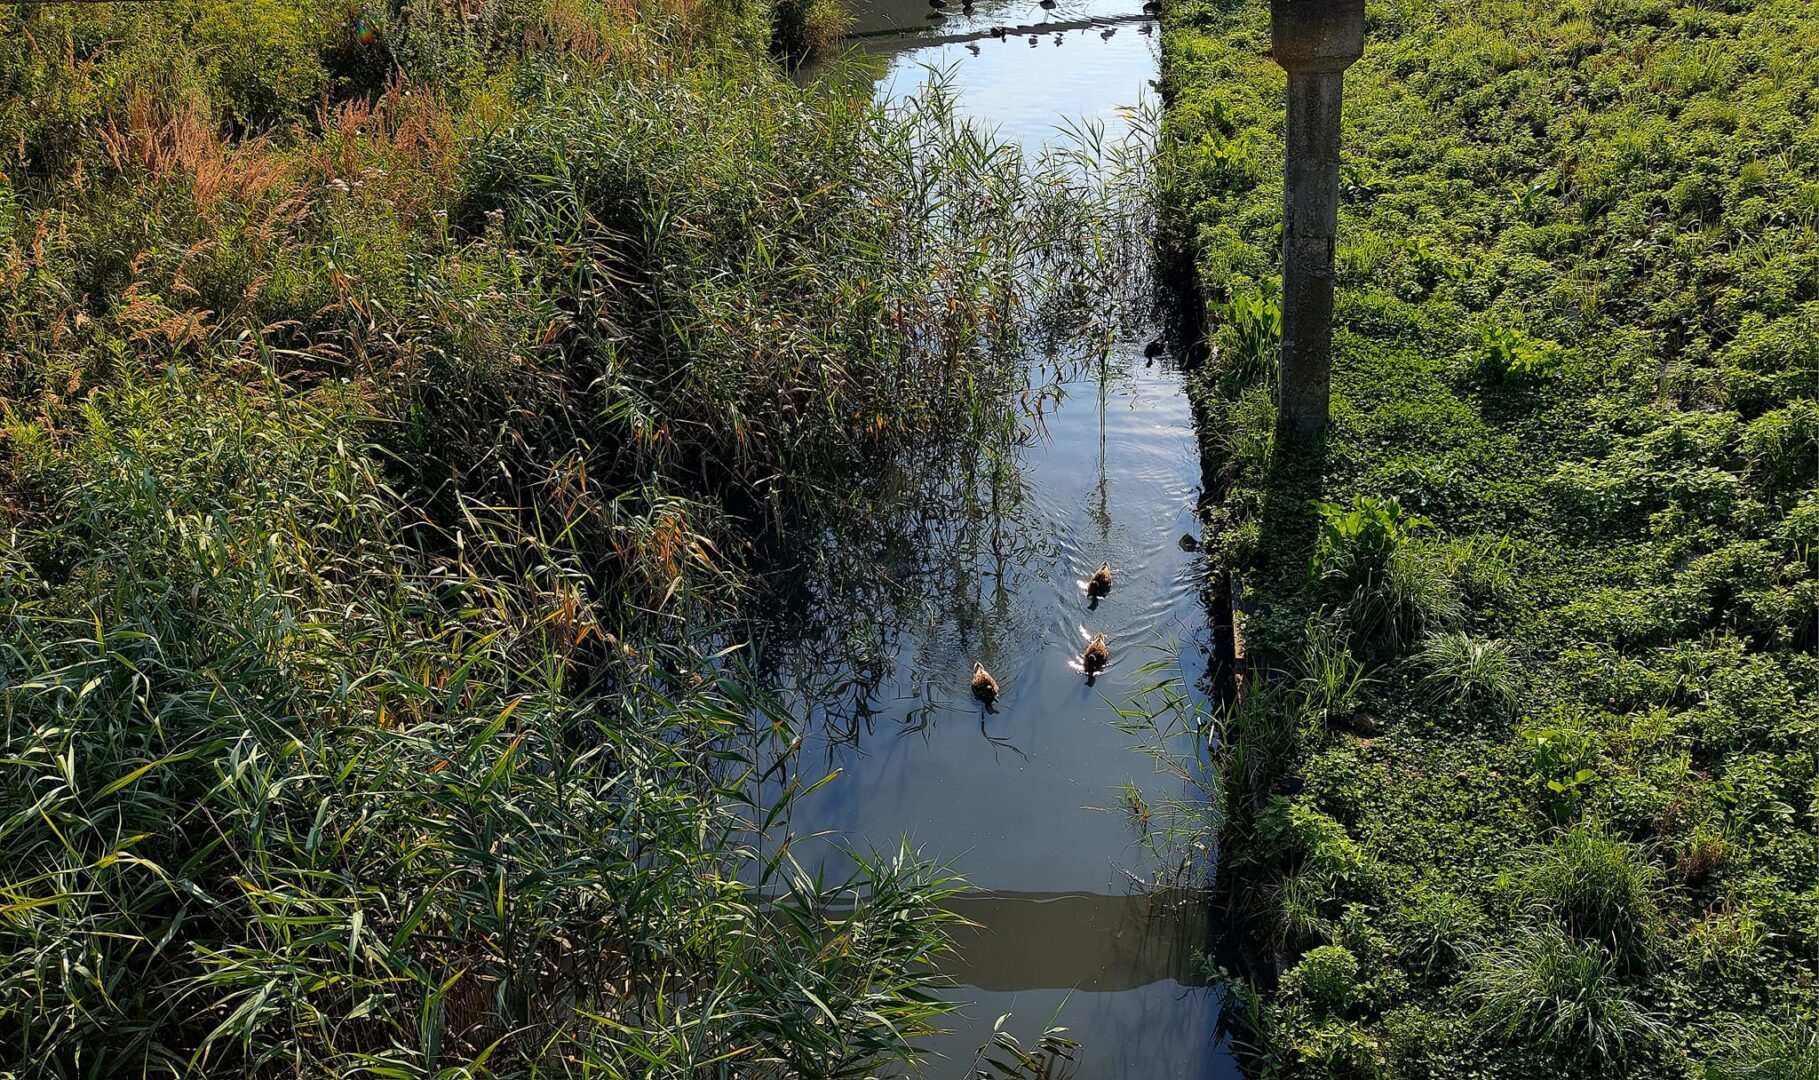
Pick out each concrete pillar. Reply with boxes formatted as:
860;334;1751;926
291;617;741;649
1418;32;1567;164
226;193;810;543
1271;0;1363;438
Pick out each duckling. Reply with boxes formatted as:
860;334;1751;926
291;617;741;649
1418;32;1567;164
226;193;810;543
971;662;1000;712
1087;561;1114;599
1083;633;1109;677
1144;335;1166;362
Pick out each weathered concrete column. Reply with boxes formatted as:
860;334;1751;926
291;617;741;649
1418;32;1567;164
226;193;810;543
1271;0;1364;438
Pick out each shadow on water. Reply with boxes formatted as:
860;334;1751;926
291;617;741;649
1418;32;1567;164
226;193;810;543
755;9;1243;1076
944;889;1210;993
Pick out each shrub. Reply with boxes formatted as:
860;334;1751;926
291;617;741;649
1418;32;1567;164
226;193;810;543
770;0;850;60
1686;905;1769;977
1197;129;1265;194
1520;725;1602;821
1311;496;1430;589
1398;886;1489;971
1286;945;1362;1013
1778;491;1819;569
1287;1020;1391;1077
1260;800;1380;904
1216;288;1283;385
1473;323;1563;383
1741;401;1819;497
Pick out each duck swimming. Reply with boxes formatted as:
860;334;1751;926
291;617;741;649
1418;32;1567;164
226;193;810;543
971;662;1000;712
1087;561;1114;599
1083;633;1109;678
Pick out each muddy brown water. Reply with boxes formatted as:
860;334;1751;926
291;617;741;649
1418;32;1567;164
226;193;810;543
766;4;1242;1075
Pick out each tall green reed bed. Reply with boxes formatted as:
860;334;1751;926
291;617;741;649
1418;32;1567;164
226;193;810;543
0;2;1149;1076
1158;0;1819;1074
2;373;964;1077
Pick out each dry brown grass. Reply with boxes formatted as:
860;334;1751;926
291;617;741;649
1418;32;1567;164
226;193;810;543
529;0;725;69
316;78;464;225
99;92;297;218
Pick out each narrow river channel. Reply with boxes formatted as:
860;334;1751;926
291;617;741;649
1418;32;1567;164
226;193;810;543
765;4;1242;1074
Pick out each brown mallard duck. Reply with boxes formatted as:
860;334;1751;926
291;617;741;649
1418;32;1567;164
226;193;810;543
1083;633;1109;676
1087;561;1114;599
971;663;999;711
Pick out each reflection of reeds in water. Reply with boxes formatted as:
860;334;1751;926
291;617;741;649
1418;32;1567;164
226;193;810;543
942;888;1214;992
752;419;1060;739
755;885;1215;993
1105;650;1224;893
742;83;1158;746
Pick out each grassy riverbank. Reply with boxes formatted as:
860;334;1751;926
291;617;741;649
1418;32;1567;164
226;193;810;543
0;2;1135;1075
1160;0;1819;1073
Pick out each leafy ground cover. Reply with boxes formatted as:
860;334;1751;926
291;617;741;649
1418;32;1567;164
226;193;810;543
1159;0;1819;1073
0;2;1136;1075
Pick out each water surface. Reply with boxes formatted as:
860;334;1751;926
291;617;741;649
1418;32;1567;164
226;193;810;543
777;11;1239;1076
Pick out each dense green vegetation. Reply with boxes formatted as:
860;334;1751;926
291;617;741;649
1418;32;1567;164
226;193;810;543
0;2;1139;1075
1160;0;1819;1073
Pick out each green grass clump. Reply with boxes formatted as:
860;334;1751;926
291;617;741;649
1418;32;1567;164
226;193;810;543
1310;496;1460;652
1161;0;1819;1072
1710;1020;1819;1080
1510;822;1663;966
1282;944;1360;1013
1416;630;1520;713
1463;926;1664;1064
